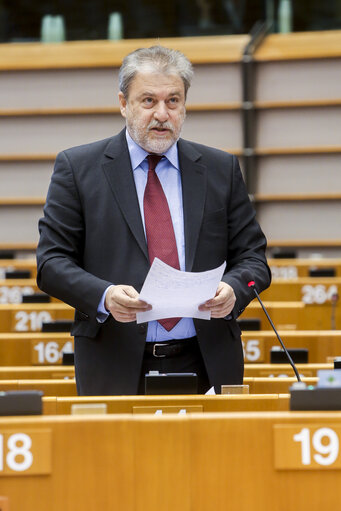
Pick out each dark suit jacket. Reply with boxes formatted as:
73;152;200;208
37;129;271;395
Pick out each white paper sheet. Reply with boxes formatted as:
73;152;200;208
136;258;226;324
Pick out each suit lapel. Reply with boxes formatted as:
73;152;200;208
101;133;207;269
101;131;149;261
178;139;207;272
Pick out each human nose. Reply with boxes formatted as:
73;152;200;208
153;102;169;122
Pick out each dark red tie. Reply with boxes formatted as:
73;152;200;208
144;154;181;331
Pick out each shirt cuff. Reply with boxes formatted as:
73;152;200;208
96;285;113;323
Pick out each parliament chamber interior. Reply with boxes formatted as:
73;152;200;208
0;0;341;509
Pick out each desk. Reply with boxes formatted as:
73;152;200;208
1;411;341;510
242;330;341;363
240;301;340;330
0;332;73;365
244;363;332;378
260;277;341;302
42;394;290;415
0;303;74;332
0;377;318;397
268;258;341;278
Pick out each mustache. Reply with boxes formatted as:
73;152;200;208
147;120;174;131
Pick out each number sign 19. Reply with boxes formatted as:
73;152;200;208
274;424;341;470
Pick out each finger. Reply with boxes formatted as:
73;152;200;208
113;313;137;323
113;292;150;310
121;286;140;300
198;296;233;311
110;303;151;316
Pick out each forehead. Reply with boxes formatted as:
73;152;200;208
128;71;185;98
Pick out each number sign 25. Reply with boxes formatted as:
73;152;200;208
242;339;264;362
274;425;341;470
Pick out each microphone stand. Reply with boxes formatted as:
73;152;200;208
248;281;302;383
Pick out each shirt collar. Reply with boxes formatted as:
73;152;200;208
125;129;179;170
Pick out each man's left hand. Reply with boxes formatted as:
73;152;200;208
198;281;236;318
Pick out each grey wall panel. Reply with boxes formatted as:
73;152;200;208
0;206;43;243
0;111;241;155
256;107;341;148
0;64;240;110
257;201;341;241
0;114;125;154
256;154;341;194
255;59;341;102
188;64;242;104
181;110;241;149
0;69;120;109
0;161;53;196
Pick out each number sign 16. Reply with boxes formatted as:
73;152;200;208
32;340;74;364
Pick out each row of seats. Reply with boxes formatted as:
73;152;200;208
2;255;341;278
0;255;340;401
1;330;340;366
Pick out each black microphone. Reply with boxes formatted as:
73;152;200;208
241;270;301;382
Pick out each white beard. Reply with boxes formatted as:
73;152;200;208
125;112;185;154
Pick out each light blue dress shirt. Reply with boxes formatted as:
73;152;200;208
97;130;196;342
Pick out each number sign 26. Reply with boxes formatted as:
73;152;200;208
274;425;341;470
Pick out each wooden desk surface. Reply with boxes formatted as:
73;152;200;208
242;330;341;364
0;376;318;397
1;411;341;511
268;258;341;278
241;301;341;330
0;303;74;332
42;393;290;415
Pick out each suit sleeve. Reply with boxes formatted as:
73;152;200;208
36;151;112;320
222;155;271;318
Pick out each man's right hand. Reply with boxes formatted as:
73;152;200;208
104;285;151;323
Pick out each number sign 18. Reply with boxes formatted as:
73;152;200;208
0;430;51;476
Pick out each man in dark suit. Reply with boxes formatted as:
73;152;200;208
37;45;271;395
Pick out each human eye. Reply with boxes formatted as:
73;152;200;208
143;97;154;107
169;96;179;105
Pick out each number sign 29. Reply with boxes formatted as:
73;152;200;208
0;430;51;476
274;425;341;470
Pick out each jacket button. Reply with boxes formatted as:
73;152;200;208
138;324;147;334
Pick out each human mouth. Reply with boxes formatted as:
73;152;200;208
151;127;170;135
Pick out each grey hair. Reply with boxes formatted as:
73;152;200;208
119;45;194;99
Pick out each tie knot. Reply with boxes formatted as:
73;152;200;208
147;154;162;171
